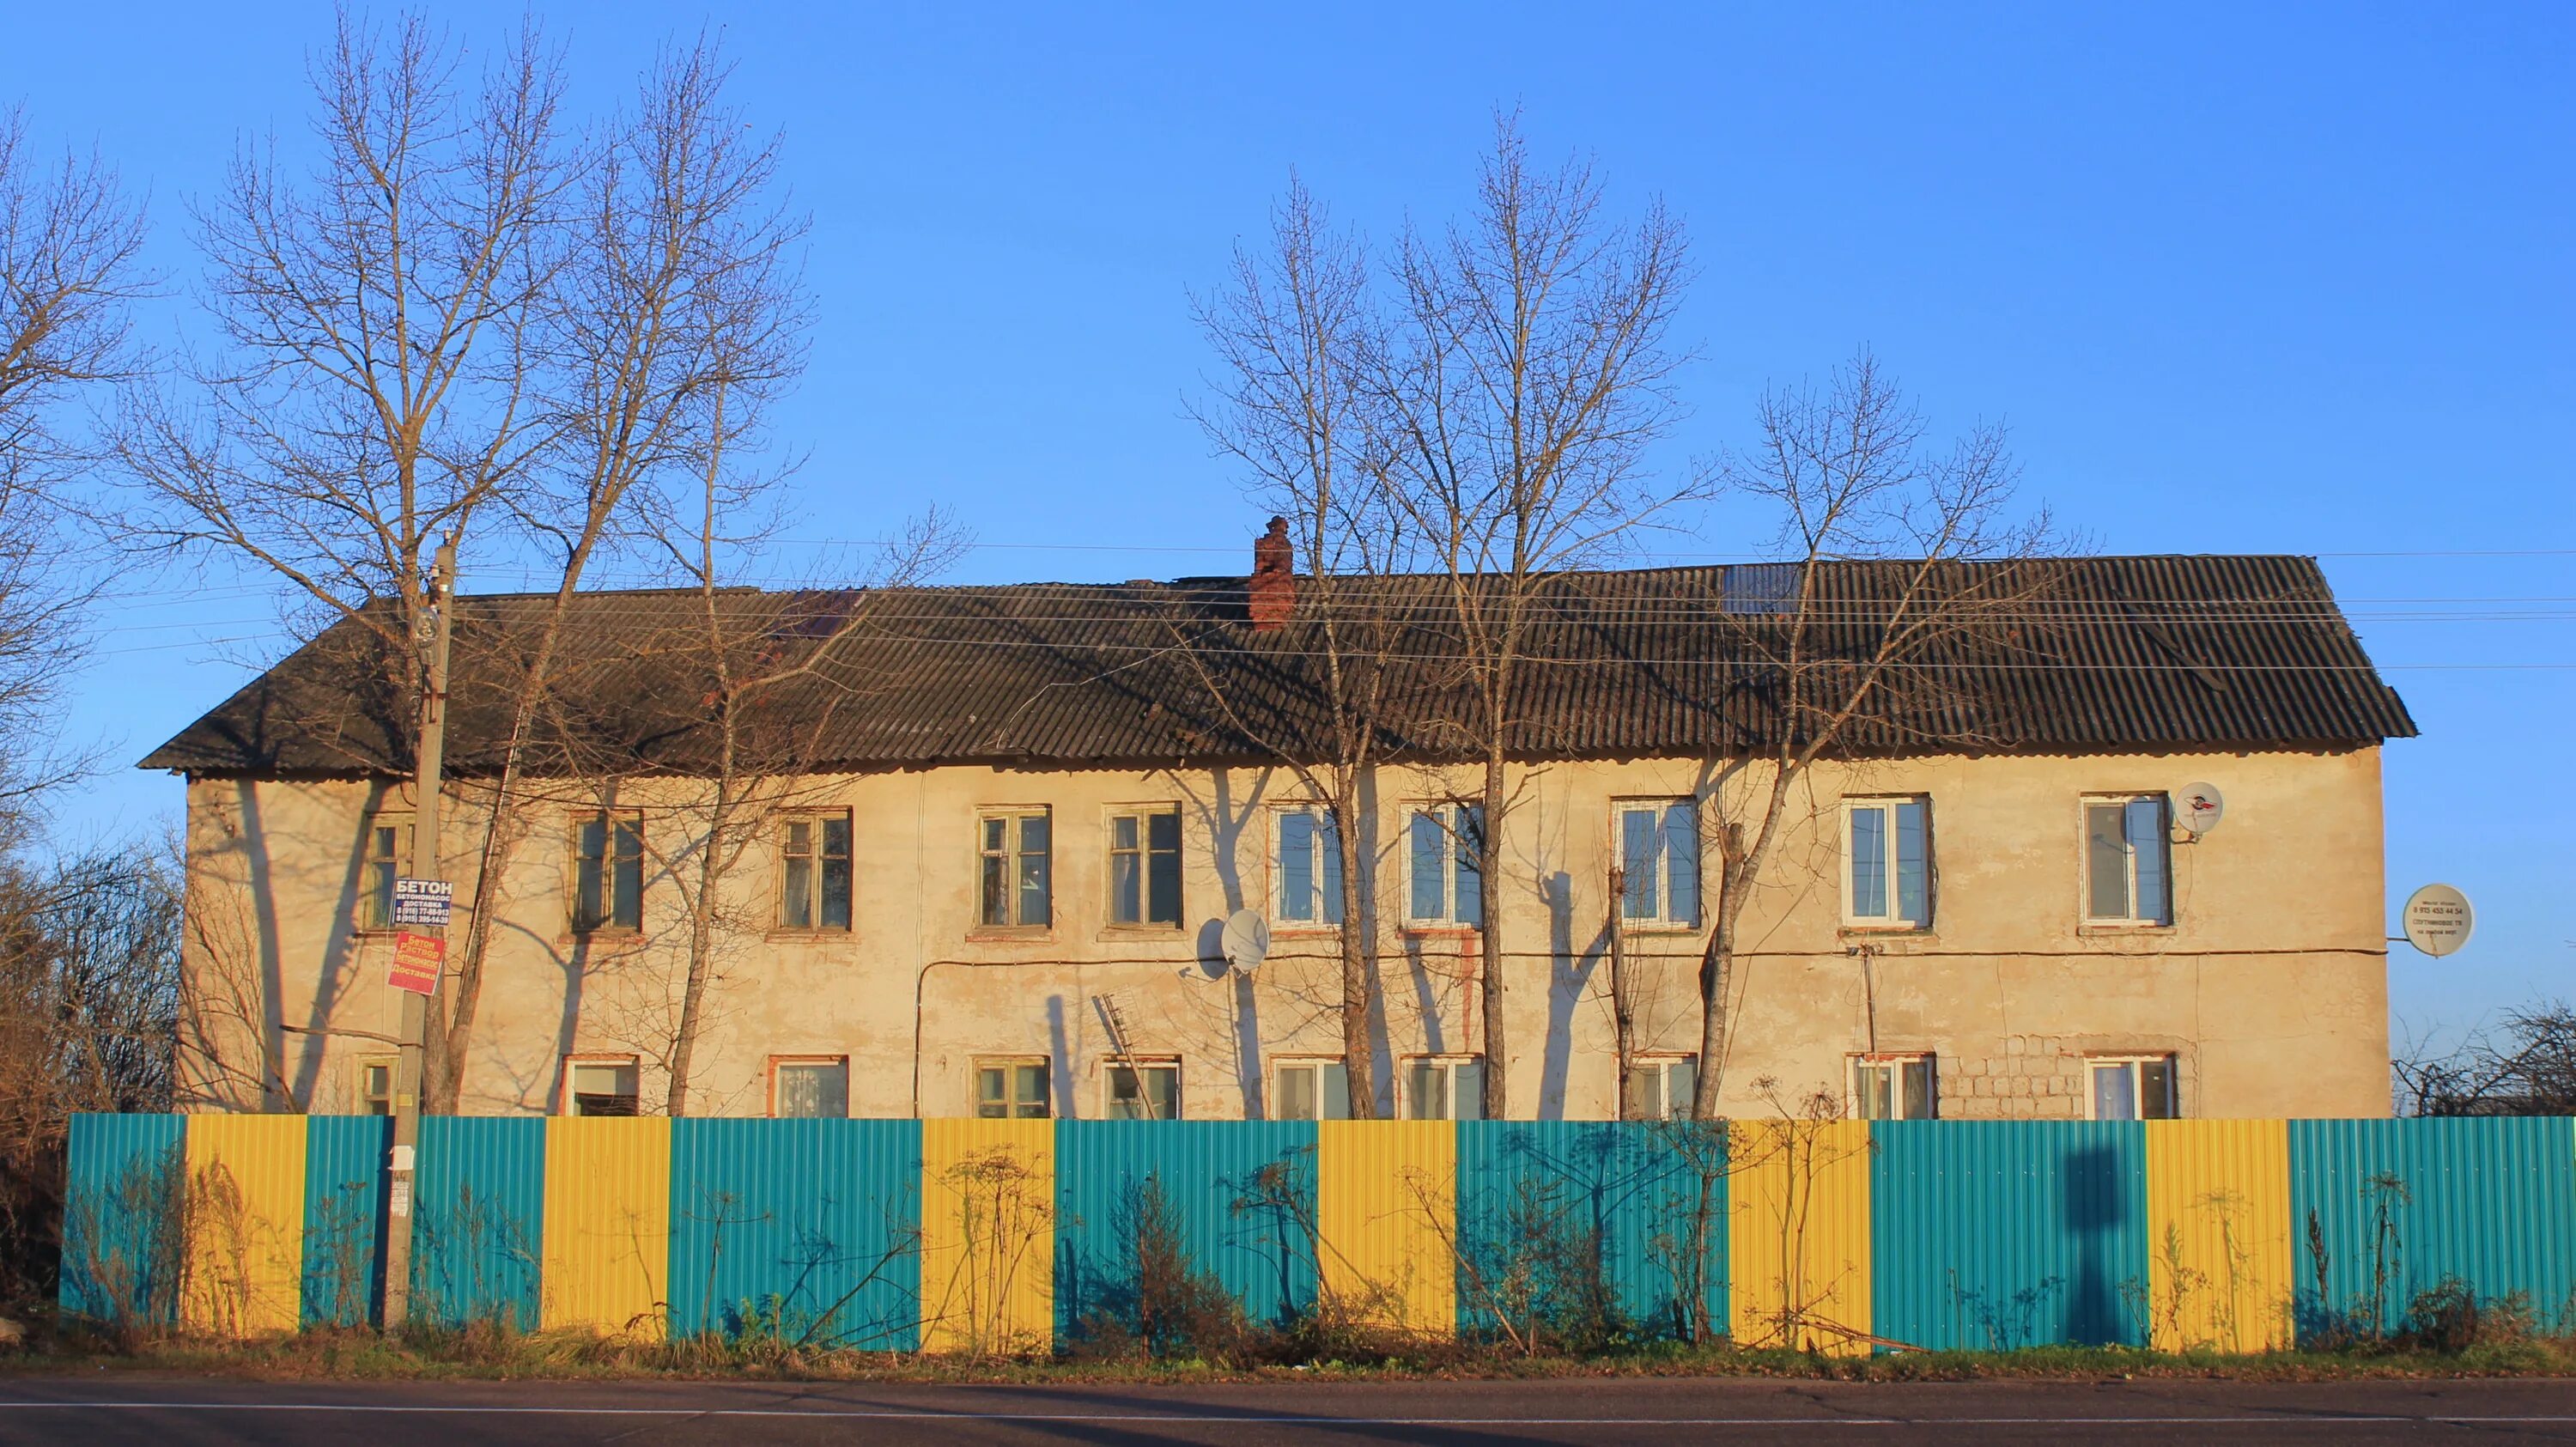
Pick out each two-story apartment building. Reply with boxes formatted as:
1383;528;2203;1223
146;549;2415;1122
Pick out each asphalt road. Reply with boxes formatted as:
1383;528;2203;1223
6;1375;2576;1444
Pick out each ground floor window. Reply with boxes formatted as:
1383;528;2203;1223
2088;1055;2178;1120
1104;1058;1181;1120
563;1057;640;1116
1405;1056;1485;1121
770;1056;849;1118
975;1056;1051;1118
355;1055;396;1116
1626;1055;1698;1120
1273;1058;1351;1120
1852;1053;1938;1121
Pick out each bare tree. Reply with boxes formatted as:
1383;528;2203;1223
1188;177;1411;1117
2397;1001;2576;1116
1382;117;1700;1118
1690;350;2056;1118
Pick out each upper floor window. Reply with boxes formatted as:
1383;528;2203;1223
1626;1055;1698;1120
2086;796;2171;925
780;811;853;931
1845;798;1929;928
1405;1055;1485;1121
978;810;1052;927
1618;800;1699;927
1273;1058;1352;1120
770;1056;849;1118
1274;806;1345;925
572;811;644;933
1108;807;1182;927
2088;1055;2178;1120
1852;1052;1937;1120
1406;802;1483;927
1104;1058;1181;1120
975;1055;1051;1118
361;812;412;930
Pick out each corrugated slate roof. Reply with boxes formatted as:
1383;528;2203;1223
137;555;2416;778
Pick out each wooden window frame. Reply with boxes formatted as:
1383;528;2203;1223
568;808;646;935
973;1055;1052;1119
358;812;413;933
975;808;1054;931
1104;805;1184;928
1402;801;1485;930
1270;1056;1352;1121
766;1054;851;1119
1101;1055;1182;1121
557;1053;641;1117
1613;798;1702;930
1270;803;1345;931
1402;1055;1485;1122
1849;1051;1938;1121
1625;1054;1699;1121
777;808;854;933
353;1053;398;1116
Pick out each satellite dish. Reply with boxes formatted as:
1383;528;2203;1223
2402;884;2474;958
2176;782;2225;836
1221;909;1272;975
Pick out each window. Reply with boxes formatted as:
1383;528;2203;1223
1274;807;1345;925
2089;1055;2178;1121
1405;1057;1485;1121
770;1057;849;1118
565;1059;640;1116
1845;799;1930;928
572;811;644;933
1852;1054;1937;1121
1104;1059;1180;1120
978;811;1052;927
1626;1056;1698;1120
2086;797;2172;925
780;812;853;931
1108;808;1182;927
1273;1059;1352;1120
355;1055;397;1116
361;813;412;929
975;1057;1051;1118
1617;801;1700;927
1406;803;1484;927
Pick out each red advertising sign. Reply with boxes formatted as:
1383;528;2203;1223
389;931;445;995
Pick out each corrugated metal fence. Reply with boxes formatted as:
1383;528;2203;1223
60;1115;2576;1352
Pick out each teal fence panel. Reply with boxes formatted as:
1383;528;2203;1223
2290;1117;2576;1341
59;1113;186;1325
412;1116;544;1328
1872;1121;2149;1349
1453;1121;1723;1342
667;1118;923;1348
301;1116;391;1327
1053;1120;1318;1347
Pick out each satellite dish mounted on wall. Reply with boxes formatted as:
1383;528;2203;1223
2401;883;2474;958
1221;909;1272;976
2176;782;2226;836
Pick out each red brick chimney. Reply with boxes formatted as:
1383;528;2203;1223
1248;516;1295;631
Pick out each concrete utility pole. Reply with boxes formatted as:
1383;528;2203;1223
381;538;456;1330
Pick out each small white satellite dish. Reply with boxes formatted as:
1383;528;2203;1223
2176;782;2226;835
2402;884;2474;958
1221;909;1272;976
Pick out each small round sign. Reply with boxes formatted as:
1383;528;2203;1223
2401;883;2474;958
2175;783;2225;835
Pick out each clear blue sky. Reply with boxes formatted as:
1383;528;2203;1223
6;3;2569;1057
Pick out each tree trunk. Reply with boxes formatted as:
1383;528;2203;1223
1479;748;1509;1119
1609;865;1634;1121
1692;911;1735;1120
665;825;723;1117
1333;794;1379;1119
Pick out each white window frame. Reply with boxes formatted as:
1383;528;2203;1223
1102;1056;1182;1121
1105;805;1184;927
1403;1055;1485;1121
1625;1055;1698;1120
1271;804;1345;928
768;1055;850;1119
560;1055;641;1117
1850;1052;1938;1121
1271;1057;1352;1121
1614;799;1701;928
2087;1055;2179;1121
976;808;1054;929
778;810;854;933
2083;793;2173;927
974;1055;1053;1119
1842;797;1932;930
360;812;412;932
1403;801;1484;928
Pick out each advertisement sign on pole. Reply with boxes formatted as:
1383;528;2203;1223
388;931;446;994
391;878;454;928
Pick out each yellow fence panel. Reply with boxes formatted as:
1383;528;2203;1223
2145;1119;2293;1353
920;1118;1054;1353
1317;1121;1455;1338
1729;1119;1872;1354
540;1116;671;1337
181;1115;307;1335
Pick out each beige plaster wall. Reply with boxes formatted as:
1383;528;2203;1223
175;745;2392;1121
